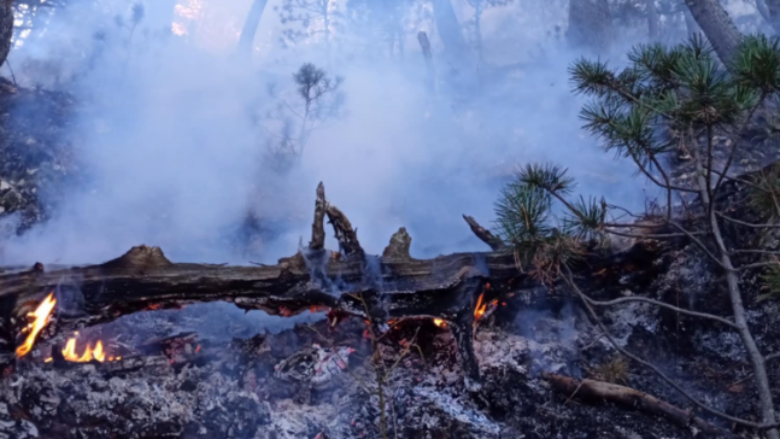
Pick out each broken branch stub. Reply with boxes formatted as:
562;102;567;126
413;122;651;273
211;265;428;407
382;227;412;259
462;215;505;251
309;182;327;251
326;204;364;258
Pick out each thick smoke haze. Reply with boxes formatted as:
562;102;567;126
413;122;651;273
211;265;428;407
1;0;661;265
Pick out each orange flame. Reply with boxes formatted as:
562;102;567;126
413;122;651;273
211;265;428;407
474;292;499;323
62;338;107;363
474;293;487;320
433;318;447;328
16;292;57;358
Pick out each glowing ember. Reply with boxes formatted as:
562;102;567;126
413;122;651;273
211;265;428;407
16;292;57;358
433;318;447;328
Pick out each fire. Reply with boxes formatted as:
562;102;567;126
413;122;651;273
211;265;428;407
16;292;57;358
62;338;107;363
473;292;499;323
474;293;487;320
433;318;447;328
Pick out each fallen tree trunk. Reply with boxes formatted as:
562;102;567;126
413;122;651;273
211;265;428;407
543;373;734;438
0;183;661;387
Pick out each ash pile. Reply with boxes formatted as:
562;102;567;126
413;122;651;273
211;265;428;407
0;280;750;439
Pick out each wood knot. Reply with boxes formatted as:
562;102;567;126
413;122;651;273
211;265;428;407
100;245;173;271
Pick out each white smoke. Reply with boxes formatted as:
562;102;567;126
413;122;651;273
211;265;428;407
1;0;662;266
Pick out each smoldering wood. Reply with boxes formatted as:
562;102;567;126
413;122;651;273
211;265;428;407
0;183;662;385
543;373;734;438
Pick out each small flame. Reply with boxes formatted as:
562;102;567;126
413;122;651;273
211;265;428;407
195;345;201;353
474;292;499;323
62;338;107;363
474;292;487;321
433;318;447;328
16;292;57;358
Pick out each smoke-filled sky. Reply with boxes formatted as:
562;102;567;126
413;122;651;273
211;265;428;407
0;0;729;265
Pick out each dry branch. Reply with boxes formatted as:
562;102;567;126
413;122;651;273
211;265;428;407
543;373;734;438
462;215;505;251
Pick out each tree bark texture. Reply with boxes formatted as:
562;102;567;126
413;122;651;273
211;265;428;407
683;0;742;67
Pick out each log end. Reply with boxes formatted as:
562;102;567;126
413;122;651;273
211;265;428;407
100;245;173;271
382;227;412;260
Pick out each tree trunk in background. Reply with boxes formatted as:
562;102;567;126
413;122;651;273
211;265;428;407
239;0;270;54
431;0;468;55
683;5;700;37
765;0;780;34
683;0;742;67
647;0;659;41
0;0;12;69
567;0;613;54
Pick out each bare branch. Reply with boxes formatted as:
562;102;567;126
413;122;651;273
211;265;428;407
580;294;739;329
561;265;768;429
717;212;780;229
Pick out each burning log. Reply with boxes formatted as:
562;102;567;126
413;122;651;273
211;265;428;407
543;373;734;438
0;183;661;388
